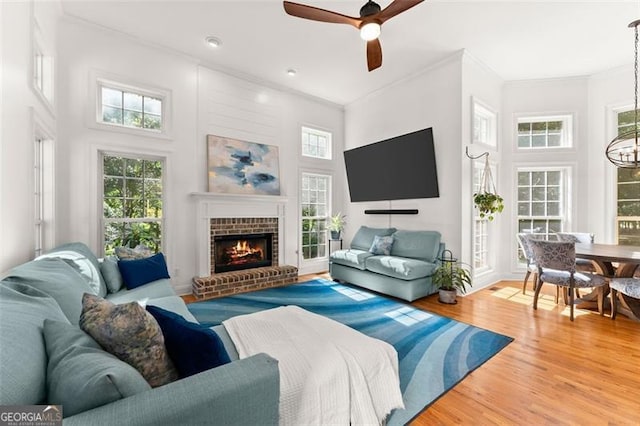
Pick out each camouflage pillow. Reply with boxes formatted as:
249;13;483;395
115;245;154;260
79;293;178;387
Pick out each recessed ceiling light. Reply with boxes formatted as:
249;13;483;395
286;69;297;76
205;36;222;48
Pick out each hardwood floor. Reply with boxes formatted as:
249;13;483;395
186;273;640;424
298;274;640;425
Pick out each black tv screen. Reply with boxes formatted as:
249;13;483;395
344;127;439;202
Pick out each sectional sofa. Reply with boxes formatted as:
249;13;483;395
329;226;444;301
0;242;279;425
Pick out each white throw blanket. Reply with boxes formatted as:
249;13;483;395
223;305;404;425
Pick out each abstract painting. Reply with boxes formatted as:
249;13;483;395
207;135;281;195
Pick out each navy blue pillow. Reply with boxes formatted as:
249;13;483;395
146;305;231;378
117;252;170;289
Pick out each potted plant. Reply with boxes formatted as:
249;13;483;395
473;191;504;221
328;212;346;240
432;260;472;304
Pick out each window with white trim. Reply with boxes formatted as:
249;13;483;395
101;154;164;256
472;160;492;273
98;83;164;132
34;138;45;257
301;127;332;160
517;115;572;149
615;108;640;245
300;173;330;260
516;168;568;261
473;101;497;148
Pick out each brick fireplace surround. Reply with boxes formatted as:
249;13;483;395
190;193;298;300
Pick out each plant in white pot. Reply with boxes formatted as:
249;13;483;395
328;212;346;240
432;253;472;304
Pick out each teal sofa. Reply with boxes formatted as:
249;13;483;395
0;242;279;425
329;227;444;302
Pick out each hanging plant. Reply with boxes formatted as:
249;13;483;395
473;155;504;221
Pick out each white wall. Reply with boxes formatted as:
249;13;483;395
57;17;344;293
344;53;463;257
0;1;61;273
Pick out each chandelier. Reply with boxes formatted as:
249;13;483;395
606;19;640;168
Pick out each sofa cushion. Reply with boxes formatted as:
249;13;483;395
369;235;394;255
105;278;176;304
115;245;154;260
147;306;231;379
3;258;94;324
0;281;69;405
365;256;437;281
100;256;124;293
148;296;198;324
44;319;151;417
330;249;373;270
118;253;170;289
38;242;108;297
79;293;178;387
390;230;442;262
351;226;397;251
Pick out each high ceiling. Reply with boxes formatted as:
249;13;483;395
61;0;639;105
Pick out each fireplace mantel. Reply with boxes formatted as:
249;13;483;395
189;192;287;277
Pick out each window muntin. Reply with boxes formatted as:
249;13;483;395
616;108;640;245
102;154;164;256
301;173;330;260
301;127;332;160
517;116;572;149
517;169;567;260
99;85;163;132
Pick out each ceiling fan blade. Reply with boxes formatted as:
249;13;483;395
367;39;382;72
283;1;361;28
377;0;424;23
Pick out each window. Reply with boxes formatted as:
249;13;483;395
300;173;330;261
517;115;572;149
616;108;640;245
472;100;497;148
517;169;568;261
102;154;164;256
98;84;163;132
301;127;332;160
34;139;44;257
472;160;491;272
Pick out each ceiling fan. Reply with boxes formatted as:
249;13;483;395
283;0;424;72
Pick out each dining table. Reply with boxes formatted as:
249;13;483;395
575;243;640;320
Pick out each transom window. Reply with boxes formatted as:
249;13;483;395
517;115;572;149
517;168;567;243
99;85;163;132
473;101;497;148
616;108;640;245
102;154;164;256
300;173;330;260
301;127;332;160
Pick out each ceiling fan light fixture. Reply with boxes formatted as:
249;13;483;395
359;22;380;41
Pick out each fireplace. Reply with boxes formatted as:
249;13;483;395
213;233;273;273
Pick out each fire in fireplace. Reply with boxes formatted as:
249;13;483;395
213;233;273;273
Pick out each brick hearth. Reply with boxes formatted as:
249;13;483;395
192;265;298;299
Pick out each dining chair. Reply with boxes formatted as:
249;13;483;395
516;233;538;294
528;239;607;321
555;232;597;274
609;278;640;321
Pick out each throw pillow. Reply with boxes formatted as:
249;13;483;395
79;293;178;387
118;252;171;289
115;245;154;260
43;319;151;417
100;256;124;293
146;305;231;378
369;235;394;255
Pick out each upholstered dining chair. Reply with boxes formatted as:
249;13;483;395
609;278;640;321
555;232;597;274
517;233;538;294
528;239;607;321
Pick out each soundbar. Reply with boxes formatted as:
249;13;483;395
364;209;419;215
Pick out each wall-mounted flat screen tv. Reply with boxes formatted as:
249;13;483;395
343;127;439;202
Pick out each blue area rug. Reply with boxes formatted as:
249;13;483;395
188;279;513;425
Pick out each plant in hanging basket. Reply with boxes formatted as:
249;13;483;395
473;191;504;221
